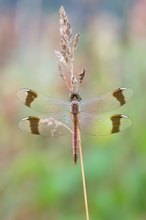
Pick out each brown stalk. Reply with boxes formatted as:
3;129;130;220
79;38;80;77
56;6;89;219
78;127;90;220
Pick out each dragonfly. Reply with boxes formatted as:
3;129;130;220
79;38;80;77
17;87;133;164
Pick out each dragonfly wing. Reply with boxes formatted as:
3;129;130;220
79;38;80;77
79;113;131;136
80;88;133;113
18;116;72;137
17;88;70;114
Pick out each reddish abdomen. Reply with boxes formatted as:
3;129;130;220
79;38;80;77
73;116;78;164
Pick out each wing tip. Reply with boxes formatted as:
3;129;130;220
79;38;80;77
120;87;133;98
111;114;132;134
18;116;40;135
16;88;28;101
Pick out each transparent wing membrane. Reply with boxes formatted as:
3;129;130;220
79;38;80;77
79;113;131;136
18;116;72;137
17;88;70;114
80;88;133;114
17;87;132;137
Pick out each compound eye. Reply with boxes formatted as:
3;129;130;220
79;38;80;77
77;94;82;101
69;94;72;102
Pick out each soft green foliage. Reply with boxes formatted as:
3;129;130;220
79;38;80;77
0;1;146;220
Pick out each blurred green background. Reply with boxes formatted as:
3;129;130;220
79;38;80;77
0;0;146;219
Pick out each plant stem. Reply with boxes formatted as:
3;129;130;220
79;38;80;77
78;127;89;220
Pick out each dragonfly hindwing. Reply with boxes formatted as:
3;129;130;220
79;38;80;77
18;116;72;137
79;113;131;136
110;114;129;133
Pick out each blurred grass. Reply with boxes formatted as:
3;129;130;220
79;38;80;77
0;0;146;220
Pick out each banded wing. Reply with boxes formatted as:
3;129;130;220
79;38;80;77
79;113;131;136
80;88;133;114
17;88;70;114
18;116;72;137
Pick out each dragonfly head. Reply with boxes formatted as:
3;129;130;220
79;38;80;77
69;93;82;102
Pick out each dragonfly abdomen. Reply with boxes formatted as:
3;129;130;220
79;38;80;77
73;115;79;164
71;101;80;164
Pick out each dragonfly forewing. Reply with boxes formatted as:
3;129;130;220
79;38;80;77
17;88;70;114
80;88;133;114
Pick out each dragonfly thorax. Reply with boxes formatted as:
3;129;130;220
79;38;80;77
71;101;79;115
